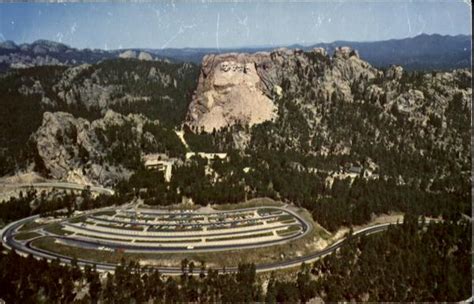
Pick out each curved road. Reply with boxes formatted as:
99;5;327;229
0;182;115;196
1;212;411;275
2;206;312;255
4;217;470;302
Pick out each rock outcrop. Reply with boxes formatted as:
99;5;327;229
32;110;154;186
14;61;179;109
119;50;137;59
119;50;154;61
185;45;471;173
138;51;153;61
0;40;115;71
185;47;378;133
185;52;278;132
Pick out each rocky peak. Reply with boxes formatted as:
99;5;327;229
0;40;18;50
186;52;278;133
138;51;153;61
386;65;404;80
119;50;137;59
28;40;70;54
119;50;154;61
312;47;328;57
333;46;359;59
185;46;381;133
32;110;152;185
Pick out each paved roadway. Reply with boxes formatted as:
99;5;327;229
2;206;312;254
0;182;115;196
3;218;470;302
2;213;406;275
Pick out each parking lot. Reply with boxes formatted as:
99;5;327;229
43;206;310;252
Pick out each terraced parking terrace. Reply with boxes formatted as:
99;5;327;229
52;206;308;252
3;202;315;269
2;199;340;270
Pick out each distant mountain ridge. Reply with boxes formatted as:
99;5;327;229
147;34;472;70
308;33;471;70
0;39;115;71
0;33;471;71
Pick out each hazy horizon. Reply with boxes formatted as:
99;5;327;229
1;32;471;52
0;1;471;50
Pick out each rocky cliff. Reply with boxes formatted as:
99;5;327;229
2;43;470;192
0;40;115;71
185;47;378;133
185;52;278;132
32;110;155;186
0;58;198;178
184;46;471;186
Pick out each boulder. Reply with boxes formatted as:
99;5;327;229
119;50;137;59
138;51;153;61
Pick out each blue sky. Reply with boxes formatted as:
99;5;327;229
0;1;471;49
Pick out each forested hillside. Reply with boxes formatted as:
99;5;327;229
0;218;469;302
0;42;471;304
128;48;471;233
0;59;198;178
0;45;471;244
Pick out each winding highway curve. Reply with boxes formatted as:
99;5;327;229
2;212;408;275
0;182;115;196
2;211;470;302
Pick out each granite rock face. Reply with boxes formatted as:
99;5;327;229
186;45;471;169
186;47;378;133
185;52;278;132
32;110;153;186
